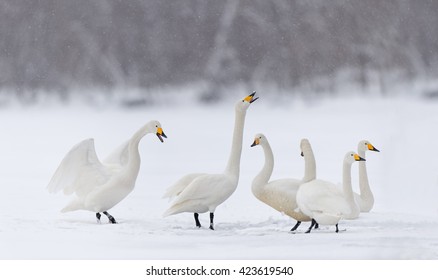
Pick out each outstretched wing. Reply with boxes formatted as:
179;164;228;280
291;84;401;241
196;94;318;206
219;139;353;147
47;139;111;197
103;140;130;166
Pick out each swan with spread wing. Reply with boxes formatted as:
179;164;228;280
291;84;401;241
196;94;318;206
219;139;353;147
47;120;167;223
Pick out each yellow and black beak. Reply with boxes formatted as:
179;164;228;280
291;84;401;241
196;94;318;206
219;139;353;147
156;127;167;143
251;138;260;147
354;154;366;162
368;143;380;152
244;91;259;104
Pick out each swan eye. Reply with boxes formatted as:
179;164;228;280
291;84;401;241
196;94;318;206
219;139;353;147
351;153;354;156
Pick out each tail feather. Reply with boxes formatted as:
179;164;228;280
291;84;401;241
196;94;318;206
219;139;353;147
163;199;207;217
162;208;176;218
162;204;184;217
61;199;84;213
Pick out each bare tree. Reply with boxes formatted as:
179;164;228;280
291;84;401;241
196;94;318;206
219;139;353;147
1;0;437;102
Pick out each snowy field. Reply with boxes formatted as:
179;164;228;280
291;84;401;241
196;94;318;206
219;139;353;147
1;94;438;260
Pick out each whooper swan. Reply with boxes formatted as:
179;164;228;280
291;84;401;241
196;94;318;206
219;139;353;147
354;140;380;213
296;151;364;233
251;135;316;231
163;92;258;230
47;120;167;223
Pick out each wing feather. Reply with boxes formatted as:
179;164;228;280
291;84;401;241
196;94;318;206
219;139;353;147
103;140;130;166
47;139;111;197
162;173;206;199
301;182;350;215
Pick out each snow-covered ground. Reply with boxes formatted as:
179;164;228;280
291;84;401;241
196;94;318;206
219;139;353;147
1;94;437;259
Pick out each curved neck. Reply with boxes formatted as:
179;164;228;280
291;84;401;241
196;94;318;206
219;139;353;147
302;146;316;183
224;109;246;179
126;125;148;172
343;160;359;215
358;150;373;201
253;141;274;188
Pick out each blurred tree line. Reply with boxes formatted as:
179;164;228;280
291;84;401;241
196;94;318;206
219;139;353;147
0;0;437;101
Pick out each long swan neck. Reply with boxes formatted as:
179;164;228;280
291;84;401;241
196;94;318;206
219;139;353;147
343;160;359;215
224;109;246;178
343;161;354;199
302;146;316;183
358;150;372;197
126;125;147;171
253;142;274;188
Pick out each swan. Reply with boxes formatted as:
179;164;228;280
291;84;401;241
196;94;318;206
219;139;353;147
296;151;365;233
47;120;167;223
162;173;206;200
163;92;258;230
354;140;380;212
250;135;316;231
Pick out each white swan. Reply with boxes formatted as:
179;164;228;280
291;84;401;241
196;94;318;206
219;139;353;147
250;135;316;231
47;120;167;223
162;173;206;200
354;140;380;212
163;92;258;230
296;151;365;233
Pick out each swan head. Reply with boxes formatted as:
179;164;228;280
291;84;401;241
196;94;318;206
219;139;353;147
147;120;167;143
358;140;380;153
300;138;311;157
250;133;266;147
236;91;258;112
345;151;366;164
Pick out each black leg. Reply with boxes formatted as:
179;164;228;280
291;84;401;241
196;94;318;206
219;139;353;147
96;213;101;223
194;213;201;228
290;221;301;232
305;219;317;234
209;212;214;230
335;224;339;233
103;211;117;224
315;223;319;229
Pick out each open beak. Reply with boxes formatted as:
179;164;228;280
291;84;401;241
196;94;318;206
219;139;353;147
368;143;380;152
244;91;259;104
354;154;366;161
251;138;260;147
156;128;167;143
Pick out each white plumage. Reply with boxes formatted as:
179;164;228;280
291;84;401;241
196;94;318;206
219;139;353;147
163;92;258;230
296;151;364;233
47;120;167;223
354;140;380;213
250;135;316;231
162;173;206;200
